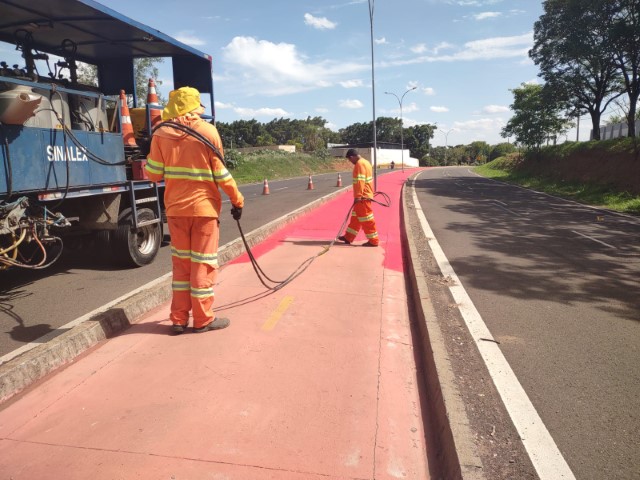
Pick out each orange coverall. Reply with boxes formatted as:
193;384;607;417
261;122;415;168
343;157;379;245
145;115;244;329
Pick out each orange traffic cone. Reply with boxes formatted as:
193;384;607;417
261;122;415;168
119;90;137;147
307;175;314;190
336;173;343;187
262;178;270;195
146;78;161;108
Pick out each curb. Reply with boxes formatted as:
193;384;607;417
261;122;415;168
0;187;348;404
401;175;486;480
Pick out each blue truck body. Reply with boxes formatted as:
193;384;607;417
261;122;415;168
0;0;214;269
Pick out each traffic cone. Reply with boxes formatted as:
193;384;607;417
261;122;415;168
307;175;314;190
119;90;137;147
262;178;270;195
146;78;161;108
336;173;342;187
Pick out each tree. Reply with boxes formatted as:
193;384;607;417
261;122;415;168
530;0;623;140
76;58;166;106
405;124;435;160
489;142;516;161
610;0;640;137
501;83;569;149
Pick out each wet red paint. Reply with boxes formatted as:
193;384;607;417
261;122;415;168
229;169;422;273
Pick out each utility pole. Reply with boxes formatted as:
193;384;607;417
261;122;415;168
385;86;417;172
368;0;378;191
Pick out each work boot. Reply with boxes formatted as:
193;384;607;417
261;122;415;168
172;323;188;334
337;235;351;245
193;317;230;333
362;241;378;247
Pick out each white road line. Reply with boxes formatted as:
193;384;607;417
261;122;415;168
411;173;576;480
571;230;617;249
0;273;172;366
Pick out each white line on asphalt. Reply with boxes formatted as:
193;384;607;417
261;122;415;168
411;173;576;480
0;273;172;366
571;230;617;249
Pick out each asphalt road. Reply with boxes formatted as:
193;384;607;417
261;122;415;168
0;170;384;358
413;166;640;480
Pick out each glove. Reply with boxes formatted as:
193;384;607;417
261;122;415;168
231;205;242;220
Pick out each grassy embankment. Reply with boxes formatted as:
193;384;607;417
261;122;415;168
475;138;640;215
227;149;352;185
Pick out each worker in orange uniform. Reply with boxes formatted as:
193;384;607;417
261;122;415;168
338;148;379;247
145;87;244;334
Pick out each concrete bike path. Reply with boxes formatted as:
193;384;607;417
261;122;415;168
0;169;432;479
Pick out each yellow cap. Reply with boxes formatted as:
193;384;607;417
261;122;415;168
162;87;201;121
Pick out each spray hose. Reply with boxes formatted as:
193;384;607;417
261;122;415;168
152;119;391;296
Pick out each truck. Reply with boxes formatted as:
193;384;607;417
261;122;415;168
0;0;215;270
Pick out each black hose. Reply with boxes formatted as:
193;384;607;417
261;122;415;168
0;123;12;201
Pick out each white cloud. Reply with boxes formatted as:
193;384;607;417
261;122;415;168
403;102;420;113
474;12;502;20
174;31;206;46
214;101;288;118
340;99;364;109
431;106;450;113
235;107;290;118
316;107;329;113
422;87;436;96
383;32;532;66
304;13;337;30
375;37;388;45
340;79;364;88
221;36;366;95
453;117;505;132
483;105;509;114
411;43;428;54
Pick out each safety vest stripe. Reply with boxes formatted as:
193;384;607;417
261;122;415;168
358;214;374;222
351;211;357;217
145;157;164;175
172;280;190;291
190;287;214;298
171;246;190;259
213;169;231;182
191;251;218;266
366;231;379;239
346;227;358;236
164;170;214;182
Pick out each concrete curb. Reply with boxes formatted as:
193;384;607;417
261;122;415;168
401;175;486;480
0;187;348;404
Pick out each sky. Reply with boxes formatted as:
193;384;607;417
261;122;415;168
3;1;600;146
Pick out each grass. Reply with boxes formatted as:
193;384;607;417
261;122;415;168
226;149;351;185
475;156;640;215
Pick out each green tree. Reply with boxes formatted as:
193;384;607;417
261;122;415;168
489;142;516;161
610;0;640;137
501;83;569;149
530;0;623;140
405;124;435;159
76;58;166;106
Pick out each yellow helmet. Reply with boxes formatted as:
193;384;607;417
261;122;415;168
162;86;201;121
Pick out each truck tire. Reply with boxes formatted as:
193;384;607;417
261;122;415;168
113;207;162;267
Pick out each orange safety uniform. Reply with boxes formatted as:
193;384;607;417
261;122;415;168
145;115;244;329
343;157;379;245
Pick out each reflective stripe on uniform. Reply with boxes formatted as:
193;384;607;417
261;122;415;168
171;246;190;259
358;213;374;222
213;168;232;183
366;231;379;239
164;165;214;182
145;157;164;175
172;280;190;291
190;286;214;299
191;250;218;267
346;227;358;236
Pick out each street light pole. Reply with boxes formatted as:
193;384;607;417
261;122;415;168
385;86;416;172
440;128;453;166
368;0;378;191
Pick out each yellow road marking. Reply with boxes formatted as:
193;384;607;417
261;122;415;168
262;296;294;331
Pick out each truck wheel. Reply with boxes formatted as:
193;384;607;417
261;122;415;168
113;208;161;267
